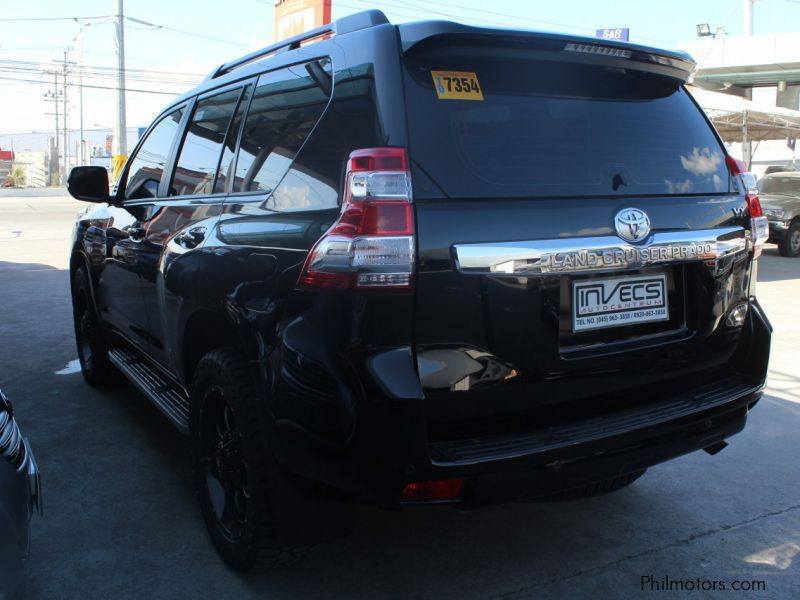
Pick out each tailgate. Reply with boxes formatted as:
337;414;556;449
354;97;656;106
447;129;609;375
403;35;755;441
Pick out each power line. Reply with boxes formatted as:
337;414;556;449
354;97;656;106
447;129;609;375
0;75;183;95
694;0;744;68
0;15;112;22
125;15;250;48
0;57;204;76
0;58;205;87
334;1;475;27
340;0;675;45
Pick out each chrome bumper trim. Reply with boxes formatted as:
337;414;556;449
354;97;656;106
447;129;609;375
454;226;749;276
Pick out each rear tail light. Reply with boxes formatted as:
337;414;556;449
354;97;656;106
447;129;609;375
726;156;768;259
298;148;414;290
401;478;466;503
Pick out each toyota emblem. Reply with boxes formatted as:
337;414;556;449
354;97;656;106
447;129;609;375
615;208;651;243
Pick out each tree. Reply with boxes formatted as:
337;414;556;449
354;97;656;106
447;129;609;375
5;166;26;187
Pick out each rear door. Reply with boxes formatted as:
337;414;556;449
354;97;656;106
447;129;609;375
132;83;251;370
403;39;754;440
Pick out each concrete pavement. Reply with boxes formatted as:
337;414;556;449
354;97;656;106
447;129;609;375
1;190;798;599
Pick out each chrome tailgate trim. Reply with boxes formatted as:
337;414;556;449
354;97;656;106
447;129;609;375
454;226;748;276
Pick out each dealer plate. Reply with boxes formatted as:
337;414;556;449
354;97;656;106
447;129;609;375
572;273;669;332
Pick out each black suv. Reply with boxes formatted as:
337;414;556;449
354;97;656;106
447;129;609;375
67;10;772;569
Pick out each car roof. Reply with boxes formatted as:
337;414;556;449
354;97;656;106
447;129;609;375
159;10;695;117
763;171;800;178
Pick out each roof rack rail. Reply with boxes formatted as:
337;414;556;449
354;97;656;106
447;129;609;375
206;9;389;81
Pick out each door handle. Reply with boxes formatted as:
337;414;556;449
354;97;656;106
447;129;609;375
128;225;146;241
178;226;207;249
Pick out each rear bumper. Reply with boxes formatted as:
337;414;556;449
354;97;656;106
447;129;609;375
273;299;770;506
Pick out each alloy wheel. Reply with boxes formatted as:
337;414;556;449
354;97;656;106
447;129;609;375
199;387;249;541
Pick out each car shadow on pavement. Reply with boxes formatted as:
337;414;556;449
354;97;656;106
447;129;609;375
4;258;799;599
756;247;799;283
234;395;800;599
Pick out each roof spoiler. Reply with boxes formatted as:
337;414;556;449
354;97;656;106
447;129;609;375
205;9;389;81
398;21;697;82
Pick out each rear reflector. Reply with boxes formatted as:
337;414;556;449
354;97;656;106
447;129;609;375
401;478;466;503
298;148;414;291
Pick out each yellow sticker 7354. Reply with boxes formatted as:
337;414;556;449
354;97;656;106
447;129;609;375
431;71;484;101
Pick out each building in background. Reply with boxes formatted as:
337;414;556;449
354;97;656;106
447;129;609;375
0;149;13;186
274;0;331;42
0;127;143;187
13;151;48;188
681;31;800;175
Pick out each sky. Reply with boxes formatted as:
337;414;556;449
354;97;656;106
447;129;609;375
1;0;800;150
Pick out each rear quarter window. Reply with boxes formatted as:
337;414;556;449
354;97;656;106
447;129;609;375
403;53;730;199
233;60;331;195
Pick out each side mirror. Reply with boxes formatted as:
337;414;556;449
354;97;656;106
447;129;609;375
67;166;110;203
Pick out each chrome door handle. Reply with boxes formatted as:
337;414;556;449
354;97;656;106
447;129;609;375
178;226;206;249
127;225;146;241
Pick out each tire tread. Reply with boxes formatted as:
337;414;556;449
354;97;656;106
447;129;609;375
190;348;310;571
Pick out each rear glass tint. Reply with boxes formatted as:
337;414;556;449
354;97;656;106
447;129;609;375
403;53;730;199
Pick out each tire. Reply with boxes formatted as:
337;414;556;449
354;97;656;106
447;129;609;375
189;348;306;571
777;221;800;258
71;267;118;386
540;469;647;501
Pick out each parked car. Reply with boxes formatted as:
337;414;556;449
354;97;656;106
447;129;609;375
763;165;792;176
757;171;800;257
65;10;772;570
0;389;41;596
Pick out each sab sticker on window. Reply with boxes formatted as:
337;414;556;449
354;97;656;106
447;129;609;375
430;71;484;101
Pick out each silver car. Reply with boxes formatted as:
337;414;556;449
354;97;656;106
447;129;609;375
0;389;41;598
758;171;800;257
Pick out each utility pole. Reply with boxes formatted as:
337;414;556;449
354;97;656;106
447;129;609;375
113;0;128;181
74;23;90;167
43;72;62;184
76;27;85;167
743;0;755;167
744;0;754;36
62;49;69;174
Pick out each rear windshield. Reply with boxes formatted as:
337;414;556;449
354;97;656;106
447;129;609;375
403;51;730;199
758;176;800;197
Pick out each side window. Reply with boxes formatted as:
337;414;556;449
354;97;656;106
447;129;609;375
124;109;184;200
233;61;331;194
214;84;252;194
170;87;243;197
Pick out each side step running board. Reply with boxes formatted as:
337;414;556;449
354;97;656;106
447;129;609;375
108;347;190;433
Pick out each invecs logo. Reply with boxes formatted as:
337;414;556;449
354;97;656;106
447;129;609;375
576;277;665;315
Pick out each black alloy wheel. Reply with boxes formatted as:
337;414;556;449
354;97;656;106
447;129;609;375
190;348;306;571
72;267;117;385
197;385;250;541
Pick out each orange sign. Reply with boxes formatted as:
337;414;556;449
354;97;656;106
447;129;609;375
274;0;332;42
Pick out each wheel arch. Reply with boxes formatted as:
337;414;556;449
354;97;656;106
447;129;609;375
180;309;251;389
69;250;95;308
